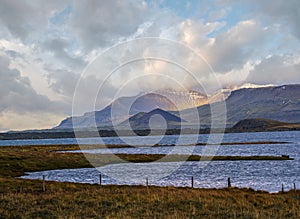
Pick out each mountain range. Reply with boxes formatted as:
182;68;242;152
56;84;300;130
56;89;207;129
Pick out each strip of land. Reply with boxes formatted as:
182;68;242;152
0;145;293;177
2;140;290;150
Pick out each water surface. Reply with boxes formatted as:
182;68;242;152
15;131;300;193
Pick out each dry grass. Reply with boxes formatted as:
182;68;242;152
0;178;299;218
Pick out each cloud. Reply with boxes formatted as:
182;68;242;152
0;0;69;40
69;0;149;50
42;38;86;70
204;20;274;73
178;19;225;45
45;66;118;114
0;56;42;112
246;55;300;85
217;0;300;40
0;111;65;131
46;68;78;99
0;55;67;114
251;0;300;40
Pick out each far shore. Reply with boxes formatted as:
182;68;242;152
1;126;300;141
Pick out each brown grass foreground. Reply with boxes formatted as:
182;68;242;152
0;178;300;218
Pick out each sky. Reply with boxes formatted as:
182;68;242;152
0;0;299;131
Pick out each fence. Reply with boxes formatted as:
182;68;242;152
40;175;298;193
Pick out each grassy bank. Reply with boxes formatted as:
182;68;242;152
0;178;300;218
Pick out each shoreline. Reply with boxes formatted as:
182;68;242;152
1;128;300;141
0;140;292;148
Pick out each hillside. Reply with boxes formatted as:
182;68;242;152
231;118;300;132
181;84;300;127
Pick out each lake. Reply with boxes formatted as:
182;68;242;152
11;131;300;193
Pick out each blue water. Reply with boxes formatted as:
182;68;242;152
10;131;300;193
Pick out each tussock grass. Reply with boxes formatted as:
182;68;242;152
0;178;300;218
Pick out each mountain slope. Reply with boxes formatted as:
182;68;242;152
231;118;300;132
181;84;300;127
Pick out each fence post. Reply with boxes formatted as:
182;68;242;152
282;184;284;193
294;183;296;192
228;177;231;188
99;174;102;186
146;177;148;187
42;175;46;192
191;176;194;188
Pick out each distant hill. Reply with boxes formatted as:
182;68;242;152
181;84;300;127
120;108;185;130
231;118;300;132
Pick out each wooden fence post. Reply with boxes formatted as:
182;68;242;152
99;174;102;186
294;183;296;192
281;184;284;193
42;175;46;192
146;177;148;187
228;177;231;188
191;176;194;188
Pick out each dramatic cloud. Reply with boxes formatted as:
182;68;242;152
0;0;299;130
